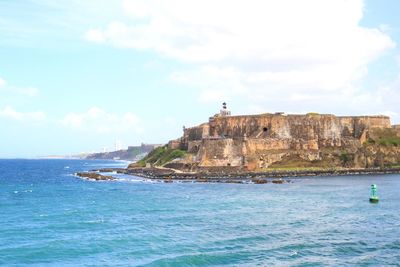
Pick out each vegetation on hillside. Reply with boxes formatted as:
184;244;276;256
268;154;339;170
86;145;156;160
137;146;187;167
367;128;400;146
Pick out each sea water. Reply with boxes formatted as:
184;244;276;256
1;159;399;266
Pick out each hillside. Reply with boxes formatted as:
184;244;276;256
131;108;400;172
86;144;161;161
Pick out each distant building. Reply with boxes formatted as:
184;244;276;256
115;139;122;151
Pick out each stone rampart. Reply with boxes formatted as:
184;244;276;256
174;113;392;170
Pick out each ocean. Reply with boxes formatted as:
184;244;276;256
0;159;399;266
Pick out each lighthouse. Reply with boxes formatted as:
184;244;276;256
220;102;231;117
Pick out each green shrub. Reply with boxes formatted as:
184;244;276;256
137;146;187;166
339;152;350;164
161;149;186;165
378;138;400;146
369;128;400;147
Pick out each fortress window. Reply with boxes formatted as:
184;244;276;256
263;127;268;132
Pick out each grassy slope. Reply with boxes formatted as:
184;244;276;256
136;146;187;167
368;128;400;146
269;128;400;170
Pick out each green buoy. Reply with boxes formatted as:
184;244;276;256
369;184;379;203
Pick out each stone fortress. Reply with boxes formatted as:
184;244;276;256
168;103;399;171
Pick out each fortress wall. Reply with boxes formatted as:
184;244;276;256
209;115;269;138
196;137;321;169
207;114;391;142
339;116;391;137
338;117;356;137
168;110;395;170
179;114;391;158
393;125;400;136
209;114;340;140
244;138;292;152
185;123;210;140
168;139;181;150
184;126;204;141
285;115;342;140
354;116;391;128
197;138;244;167
187;140;202;153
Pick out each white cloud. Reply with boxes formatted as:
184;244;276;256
0;106;46;122
61;107;142;134
87;0;394;65
122;0;150;18
0;77;39;97
84;0;398;122
14;87;39;97
84;29;106;43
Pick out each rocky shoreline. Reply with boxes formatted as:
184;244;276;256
82;166;400;183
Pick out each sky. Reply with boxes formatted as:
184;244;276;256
0;0;399;158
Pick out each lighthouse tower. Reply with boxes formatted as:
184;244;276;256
220;102;231;117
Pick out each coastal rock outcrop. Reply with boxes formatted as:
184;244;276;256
137;104;400;172
164;105;400;171
76;172;116;181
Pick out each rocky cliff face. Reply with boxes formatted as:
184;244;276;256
167;113;399;171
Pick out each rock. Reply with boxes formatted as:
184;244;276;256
76;172;115;181
252;179;268;184
224;180;243;184
97;168;115;172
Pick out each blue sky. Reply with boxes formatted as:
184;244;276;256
0;0;399;158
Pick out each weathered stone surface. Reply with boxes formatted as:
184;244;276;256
167;112;399;171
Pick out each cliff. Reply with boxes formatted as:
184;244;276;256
141;108;400;172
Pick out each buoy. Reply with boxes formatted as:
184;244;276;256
369;184;379;203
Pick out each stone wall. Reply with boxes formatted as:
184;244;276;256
174;113;392;170
183;114;390;143
206;114;390;140
393;125;400;136
197;139;244;167
168;139;181;150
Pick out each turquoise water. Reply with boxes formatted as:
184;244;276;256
1;159;400;266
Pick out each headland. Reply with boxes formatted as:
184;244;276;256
82;104;400;182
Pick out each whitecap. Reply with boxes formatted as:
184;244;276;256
85;218;104;224
290;251;298;256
